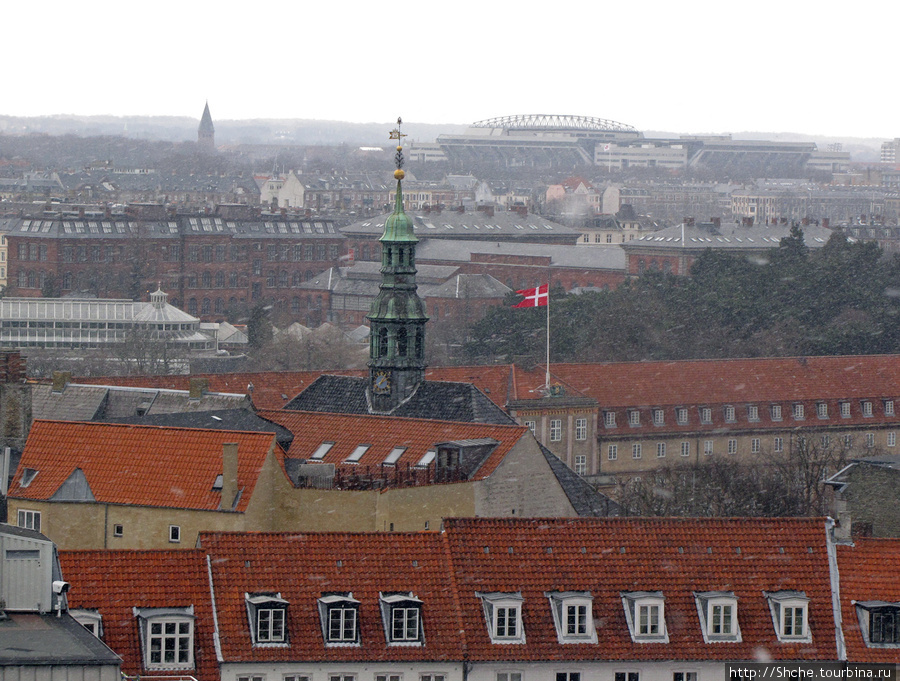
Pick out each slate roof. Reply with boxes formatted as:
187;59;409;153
0;612;121;667
623;221;834;252
9;420;280;512
342;210;581;241
200;531;462;663
283;374;515;424
443;517;838;662
536;444;621;516
257;408;526;481
420;273;511;299
59;549;217;680
416;238;626;270
837;538;900;663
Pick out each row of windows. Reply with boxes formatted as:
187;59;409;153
608;432;895;460
604;400;896;429
525;418;589;443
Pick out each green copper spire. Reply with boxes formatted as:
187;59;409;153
367;117;429;413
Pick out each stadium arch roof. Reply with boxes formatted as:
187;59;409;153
471;114;638;133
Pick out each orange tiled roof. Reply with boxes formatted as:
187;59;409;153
199;531;463;662
443;517;838;662
258;409;527;480
837;539;900;663
60;549;218;681
9;420;280;511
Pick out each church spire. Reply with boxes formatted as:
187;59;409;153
198;101;215;153
367;118;429;413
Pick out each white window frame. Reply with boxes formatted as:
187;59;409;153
724;405;735;422
765;592;811;642
703;440;713;456
496;673;522;681
133;606;195;670
17;509;41;532
379;592;424;645
169;525;181;543
549;419;562;442
653;409;664;426
246;593;289;645
862;401;874;417
841;402;851;418
621;592;668;643
318;593;360;646
70;609;103;638
889;432;896;447
700;407;712;424
477;592;525;644
604;411;617;428
727;439;737;455
886;400;895;416
694;592;741;643
608;444;618;461
574;455;587;476
747;405;759;422
866;433;875;448
817;403;828;419
751;438;760;454
546;591;597;644
681;441;690;457
774;437;784;453
771;404;782;421
656;442;666;458
575;418;587;441
676;407;688;425
629;410;640;427
632;443;642;459
524;420;536;434
793;403;805;420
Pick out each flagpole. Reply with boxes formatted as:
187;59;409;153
545;280;550;389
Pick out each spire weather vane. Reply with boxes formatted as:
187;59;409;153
389;117;406;176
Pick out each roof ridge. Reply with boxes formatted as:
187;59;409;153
31;418;278;437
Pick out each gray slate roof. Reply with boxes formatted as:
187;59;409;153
0;612;121;667
284;375;515;424
537;444;622;517
623;221;835;251
420;273;511;299
416;238;626;270
342;210;581;241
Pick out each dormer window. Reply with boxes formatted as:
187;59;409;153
724;405;735;422
793;404;805;420
246;593;288;645
70;609;103;638
379;592;423;645
629;410;641;427
676;407;688;425
652;409;664;426
546;591;597;644
747;405;759;422
765;591;810;642
700;407;712;424
318;593;360;645
841;402;851;418
694;592;741;642
885;400;895;417
604;411;617;428
477;592;525;644
855;602;900;646
862;401;874;417
817;403;828;419
771;405;782;421
133;606;195;670
621;592;668;643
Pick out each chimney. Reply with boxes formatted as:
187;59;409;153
51;371;72;393
823;218;830;229
684;217;695;227
221;443;239;511
189;377;210;399
0;352;26;383
711;217;721;228
477;204;494;217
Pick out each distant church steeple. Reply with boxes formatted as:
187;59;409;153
367;118;429;413
198;101;215;153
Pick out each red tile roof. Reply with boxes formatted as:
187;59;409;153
443;517;838;662
199;531;463;663
258;409;527;481
10;420;280;511
837;539;900;663
59;549;218;681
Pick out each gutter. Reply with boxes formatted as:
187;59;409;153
206;553;224;663
825;517;847;661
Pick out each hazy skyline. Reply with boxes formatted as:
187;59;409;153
6;0;896;140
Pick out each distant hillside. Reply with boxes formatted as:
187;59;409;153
0;115;468;147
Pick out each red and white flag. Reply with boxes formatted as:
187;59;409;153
513;283;548;308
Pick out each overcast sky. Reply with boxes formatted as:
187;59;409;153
6;0;895;139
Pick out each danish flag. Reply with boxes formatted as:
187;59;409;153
513;283;549;308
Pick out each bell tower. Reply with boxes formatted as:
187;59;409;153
367;118;428;413
198;101;215;153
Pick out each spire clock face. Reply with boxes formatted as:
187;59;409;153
373;371;391;394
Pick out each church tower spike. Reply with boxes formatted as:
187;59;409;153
367;118;429;413
198;101;215;153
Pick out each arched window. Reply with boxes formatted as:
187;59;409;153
62;272;72;289
378;327;388;357
229;297;237;308
397;327;408;357
306;270;314;281
202;271;212;288
292;271;302;286
279;270;288;287
188;298;198;315
38;271;46;289
291;297;300;313
202;298;211;315
215;298;224;314
27;270;35;288
17;270;26;287
215;271;225;288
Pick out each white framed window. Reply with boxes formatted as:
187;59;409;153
629;410;640;427
615;673;640;681
695;592;741;642
421;675;447;681
886;400;895;416
17;509;41;532
134;607;195;670
866;433;875;448
379;592;423;644
841;402;851;418
238;675;265;681
246;593;288;644
604;411;617;428
656;442;666;458
863;401;874;417
285;675;311;681
844;434;853;448
318;593;360;645
169;525;181;543
700;407;712;424
771;405;782;421
774;437;784;453
703;440;713;456
817;403;828;419
524;421;536;434
724;405;735;422
113;524;124;537
747;405;759;422
793;404;804;420
681;441;690;457
751;438;760;454
889;432;896;447
676;407;688;424
70;609;103;638
622;592;668;642
496;673;522;681
653;409;664;426
549;419;562;442
728;439;737;455
632;443;642;459
546;591;597;644
376;674;402;681
765;592;810;642
575;418;587;441
608;444;618;460
478;592;525;644
329;675;356;681
574;455;587;475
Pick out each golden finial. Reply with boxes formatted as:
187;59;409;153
389;116;406;179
